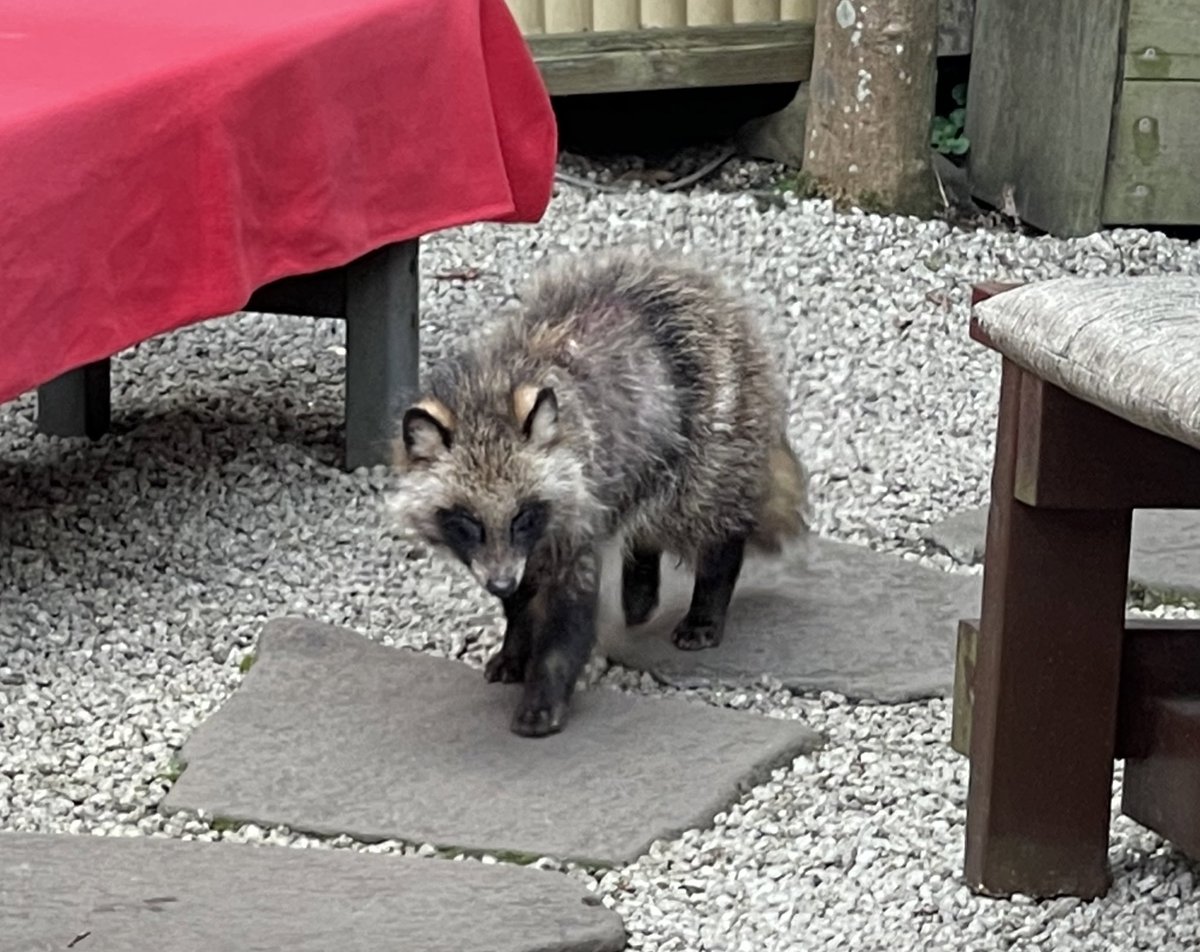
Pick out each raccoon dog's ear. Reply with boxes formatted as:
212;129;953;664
513;383;558;446
400;398;455;464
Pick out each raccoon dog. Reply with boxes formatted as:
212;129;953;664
392;250;808;737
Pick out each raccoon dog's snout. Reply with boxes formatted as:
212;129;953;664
470;556;527;598
485;577;518;598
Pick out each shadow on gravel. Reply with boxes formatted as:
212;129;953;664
0;388;370;563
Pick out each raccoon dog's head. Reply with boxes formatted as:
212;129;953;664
392;381;587;599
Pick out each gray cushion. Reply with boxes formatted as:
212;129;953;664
974;277;1200;452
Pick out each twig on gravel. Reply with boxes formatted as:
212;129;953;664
554;170;623;193
932;160;950;211
556;147;737;196
660;147;737;192
432;267;493;282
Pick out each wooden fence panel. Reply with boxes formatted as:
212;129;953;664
545;0;592;33
687;1;733;25
641;0;688;27
595;0;641;29
733;0;780;22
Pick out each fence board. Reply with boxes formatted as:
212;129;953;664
641;0;688;27
733;0;780;22
687;0;733;25
595;0;641;30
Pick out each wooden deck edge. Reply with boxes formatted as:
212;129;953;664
527;22;814;96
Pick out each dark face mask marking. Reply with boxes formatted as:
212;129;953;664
436;506;485;564
510;500;550;553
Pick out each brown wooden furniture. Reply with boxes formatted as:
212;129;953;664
958;278;1200;898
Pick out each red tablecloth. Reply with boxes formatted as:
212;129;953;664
0;0;556;404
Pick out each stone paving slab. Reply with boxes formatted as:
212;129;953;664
924;506;1200;597
162;617;821;867
921;507;989;566
599;536;981;703
0;831;625;952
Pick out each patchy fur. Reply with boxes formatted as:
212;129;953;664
390;249;809;736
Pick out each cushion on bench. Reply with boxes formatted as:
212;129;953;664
973;277;1200;453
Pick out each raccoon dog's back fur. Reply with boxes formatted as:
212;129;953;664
393;250;809;737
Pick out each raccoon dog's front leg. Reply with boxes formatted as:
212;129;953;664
672;535;747;650
511;556;599;738
484;579;537;684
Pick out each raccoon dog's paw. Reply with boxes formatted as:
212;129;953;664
671;618;725;651
511;698;567;737
484;651;526;684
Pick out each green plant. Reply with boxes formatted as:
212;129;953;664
932;83;969;156
772;170;819;199
156;753;187;784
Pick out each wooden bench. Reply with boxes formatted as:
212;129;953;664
957;277;1200;899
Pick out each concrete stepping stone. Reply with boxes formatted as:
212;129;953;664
0;831;625;952
920;507;990;566
599;536;981;703
923;506;1200;597
162;617;821;867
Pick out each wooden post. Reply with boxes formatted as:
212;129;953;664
803;0;936;215
641;0;687;27
595;0;640;30
343;241;420;471
964;362;1132;898
36;359;112;440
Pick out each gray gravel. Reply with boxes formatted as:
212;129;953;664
4;170;1200;951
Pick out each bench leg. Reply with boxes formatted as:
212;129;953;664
36;358;112;439
343;240;420;471
964;360;1132;899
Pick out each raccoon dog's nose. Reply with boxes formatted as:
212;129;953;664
486;577;518;598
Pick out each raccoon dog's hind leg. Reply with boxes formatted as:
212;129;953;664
511;551;600;738
621;545;662;627
672;534;747;650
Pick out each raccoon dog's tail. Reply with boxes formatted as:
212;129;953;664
749;435;812;553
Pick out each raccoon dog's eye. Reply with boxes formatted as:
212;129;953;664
510;501;549;547
436;507;485;550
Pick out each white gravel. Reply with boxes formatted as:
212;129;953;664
3;171;1200;951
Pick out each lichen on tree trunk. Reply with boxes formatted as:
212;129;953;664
803;0;937;216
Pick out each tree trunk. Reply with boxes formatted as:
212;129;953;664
803;0;937;216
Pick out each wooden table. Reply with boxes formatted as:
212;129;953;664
958;278;1200;898
0;0;556;469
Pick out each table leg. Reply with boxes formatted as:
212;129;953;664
964;359;1132;898
36;358;112;440
343;240;420;471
